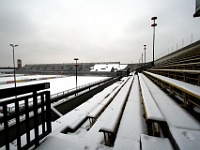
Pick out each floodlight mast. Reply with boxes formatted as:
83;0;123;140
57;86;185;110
144;45;147;63
151;17;157;66
74;58;79;95
10;44;19;97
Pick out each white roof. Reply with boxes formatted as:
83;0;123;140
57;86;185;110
90;64;127;72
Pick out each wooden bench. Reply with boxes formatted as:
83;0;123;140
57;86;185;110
99;76;133;146
113;76;144;150
154;62;200;71
141;73;200;130
169;126;200;150
139;73;165;137
87;78;127;127
148;68;200;86
144;71;200;107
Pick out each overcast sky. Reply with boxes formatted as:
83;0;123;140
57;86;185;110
0;0;200;66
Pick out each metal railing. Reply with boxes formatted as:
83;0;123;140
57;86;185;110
0;83;51;150
50;77;115;103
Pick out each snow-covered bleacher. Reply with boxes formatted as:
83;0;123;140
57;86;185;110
99;76;133;146
3;71;199;150
148;40;200;86
114;75;145;150
144;71;200;107
139;73;165;136
141;134;173;150
148;68;200;86
87;77;126;127
4;41;200;149
154;40;200;70
141;73;200;149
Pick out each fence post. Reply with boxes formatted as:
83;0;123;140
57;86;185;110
46;91;52;134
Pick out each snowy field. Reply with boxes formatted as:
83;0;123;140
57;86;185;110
0;74;108;96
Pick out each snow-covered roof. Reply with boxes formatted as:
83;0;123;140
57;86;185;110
90;64;127;72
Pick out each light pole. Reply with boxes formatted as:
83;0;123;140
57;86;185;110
151;16;157;66
74;58;79;95
144;45;147;63
141;53;143;64
10;44;18;90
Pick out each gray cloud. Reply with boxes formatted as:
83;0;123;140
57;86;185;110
0;0;200;67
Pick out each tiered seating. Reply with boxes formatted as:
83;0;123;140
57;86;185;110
139;73;165;136
16;63;99;75
144;71;200;107
149;40;200;86
87;78;126;127
141;42;200;110
113;75;145;150
99;76;133;146
140;73;200;150
154;40;200;69
52;81;121;134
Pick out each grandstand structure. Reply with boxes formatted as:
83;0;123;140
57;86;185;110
17;63;93;74
146;40;200;107
16;62;132;76
1;40;200;150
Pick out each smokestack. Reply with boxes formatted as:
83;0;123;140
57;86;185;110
17;59;22;69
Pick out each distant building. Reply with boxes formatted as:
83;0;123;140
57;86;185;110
17;59;22;69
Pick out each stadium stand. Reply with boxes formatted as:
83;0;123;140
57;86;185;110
16;62;133;77
142;40;200;108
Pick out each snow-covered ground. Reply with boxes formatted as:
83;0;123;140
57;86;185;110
0;75;108;95
0;74;109;110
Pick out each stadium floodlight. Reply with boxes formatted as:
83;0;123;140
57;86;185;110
151;17;157;66
10;44;19;96
74;58;79;95
144;45;147;63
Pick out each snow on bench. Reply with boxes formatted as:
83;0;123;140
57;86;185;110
99;76;133;146
144;71;200;106
141;73;200;149
50;82;122;135
141;73;200;130
169;126;200;150
35;134;83;150
139;73;165;136
87;77;128;127
113;76;144;150
141;134;173;150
